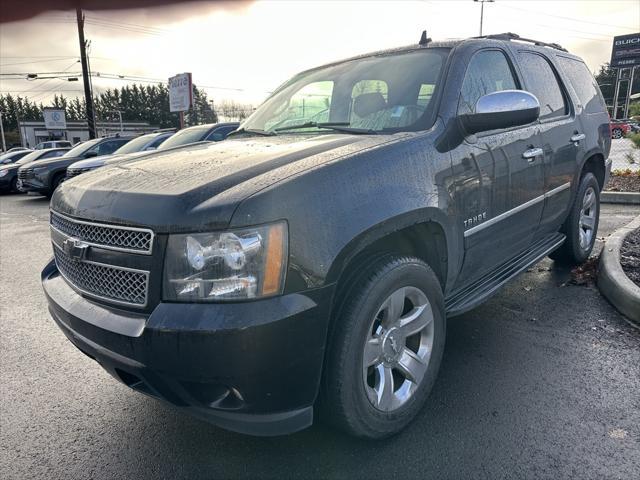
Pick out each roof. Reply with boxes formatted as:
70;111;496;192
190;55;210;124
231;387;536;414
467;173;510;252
296;33;571;78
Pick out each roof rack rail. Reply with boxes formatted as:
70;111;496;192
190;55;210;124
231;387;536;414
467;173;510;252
477;32;568;52
152;127;177;133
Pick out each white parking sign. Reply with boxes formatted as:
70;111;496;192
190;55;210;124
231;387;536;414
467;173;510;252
168;73;193;112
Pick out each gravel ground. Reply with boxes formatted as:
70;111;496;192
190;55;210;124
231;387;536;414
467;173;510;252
609;138;640;173
1;194;639;480
621;227;640;287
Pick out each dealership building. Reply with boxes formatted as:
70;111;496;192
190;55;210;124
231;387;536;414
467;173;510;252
16;120;158;148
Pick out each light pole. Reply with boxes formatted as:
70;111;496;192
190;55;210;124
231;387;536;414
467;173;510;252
0;111;6;152
474;0;494;37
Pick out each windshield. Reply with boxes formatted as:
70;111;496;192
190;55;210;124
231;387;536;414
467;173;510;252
113;134;157;154
15;151;45;165
158;126;210;149
63;138;101;158
1;151;29;164
241;48;447;134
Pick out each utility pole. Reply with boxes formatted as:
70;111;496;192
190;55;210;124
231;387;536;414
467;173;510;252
474;0;494;37
76;8;96;139
0;111;6;152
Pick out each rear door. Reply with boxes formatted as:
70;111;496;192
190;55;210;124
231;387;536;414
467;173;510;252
449;48;545;285
515;50;577;236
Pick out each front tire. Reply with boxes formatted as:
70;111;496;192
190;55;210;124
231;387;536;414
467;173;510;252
550;172;600;264
46;174;65;199
611;128;623;139
320;255;446;439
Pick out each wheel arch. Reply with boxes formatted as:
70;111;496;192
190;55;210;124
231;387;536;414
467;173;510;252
325;208;458;294
579;151;606;191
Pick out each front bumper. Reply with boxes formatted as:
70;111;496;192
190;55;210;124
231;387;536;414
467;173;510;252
0;175;12;190
20;174;47;193
42;259;334;436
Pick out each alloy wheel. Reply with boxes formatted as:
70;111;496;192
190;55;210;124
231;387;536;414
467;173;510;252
362;286;434;412
579;186;597;251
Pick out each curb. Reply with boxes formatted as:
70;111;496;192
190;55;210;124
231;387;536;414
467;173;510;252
598;215;640;326
601;191;640;205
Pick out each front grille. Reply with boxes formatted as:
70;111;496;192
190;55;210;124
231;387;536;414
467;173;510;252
66;169;82;179
18;168;33;180
54;246;149;306
66;167;93;179
50;211;154;254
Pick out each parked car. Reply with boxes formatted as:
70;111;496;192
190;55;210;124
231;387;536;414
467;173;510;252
18;135;132;197
610;120;631;139
5;146;30;153
0;148;69;193
66;123;239;178
0;149;33;165
34;140;73;150
43;33;610;438
618;118;640;133
66;131;174;179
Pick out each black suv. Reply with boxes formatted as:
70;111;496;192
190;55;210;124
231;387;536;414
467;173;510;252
43;33;610;438
19;136;131;197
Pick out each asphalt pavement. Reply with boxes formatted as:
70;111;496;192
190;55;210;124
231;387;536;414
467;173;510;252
1;194;639;480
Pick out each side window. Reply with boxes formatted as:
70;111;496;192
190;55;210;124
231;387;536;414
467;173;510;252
557;57;606;114
417;84;435;107
207;126;235;141
518;52;567;120
458;50;518;115
41;150;65;159
148;135;169;148
95;140;127;156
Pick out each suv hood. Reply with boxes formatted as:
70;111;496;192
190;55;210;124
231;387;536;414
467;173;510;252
52;134;394;232
69;151;148;170
29;155;84;170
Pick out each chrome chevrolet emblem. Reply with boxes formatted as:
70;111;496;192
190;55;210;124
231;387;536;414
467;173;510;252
62;238;89;260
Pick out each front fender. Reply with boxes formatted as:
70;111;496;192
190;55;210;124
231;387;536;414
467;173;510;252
231;130;460;294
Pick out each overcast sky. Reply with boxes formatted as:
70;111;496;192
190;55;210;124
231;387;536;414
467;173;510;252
1;0;638;106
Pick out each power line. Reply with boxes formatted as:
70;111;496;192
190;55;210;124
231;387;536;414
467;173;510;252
0;58;79;67
500;4;638;32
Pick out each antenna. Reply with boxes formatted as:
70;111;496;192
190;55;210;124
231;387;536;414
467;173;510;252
419;30;431;46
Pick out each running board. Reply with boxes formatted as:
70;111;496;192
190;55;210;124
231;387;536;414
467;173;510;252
445;233;566;317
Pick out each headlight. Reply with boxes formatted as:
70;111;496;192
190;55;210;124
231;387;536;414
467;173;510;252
0;170;8;178
163;221;288;301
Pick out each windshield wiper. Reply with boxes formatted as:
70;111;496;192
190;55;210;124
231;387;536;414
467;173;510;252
227;127;277;137
275;121;377;134
274;121;350;132
318;125;379;135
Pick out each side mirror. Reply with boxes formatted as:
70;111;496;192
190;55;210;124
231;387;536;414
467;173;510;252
460;90;540;135
83;151;98;158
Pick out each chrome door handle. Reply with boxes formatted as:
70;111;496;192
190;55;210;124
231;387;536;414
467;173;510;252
522;147;543;161
570;133;586;143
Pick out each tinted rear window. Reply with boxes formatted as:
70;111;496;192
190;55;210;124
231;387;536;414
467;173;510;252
517;52;567;120
557;56;606;114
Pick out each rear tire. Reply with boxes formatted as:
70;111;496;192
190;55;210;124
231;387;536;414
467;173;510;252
9;177;18;193
550;172;600;265
611;128;622;139
320;255;446;439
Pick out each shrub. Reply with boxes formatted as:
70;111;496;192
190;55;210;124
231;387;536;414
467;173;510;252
628;132;640;149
